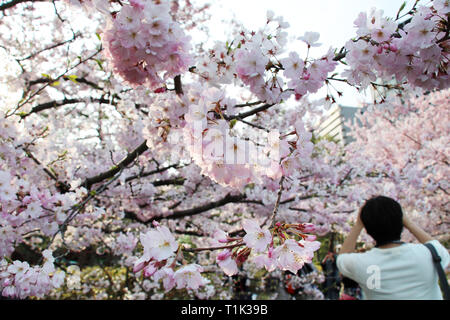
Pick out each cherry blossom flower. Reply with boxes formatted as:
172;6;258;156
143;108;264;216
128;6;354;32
153;267;176;292
7;261;30;278
216;250;239;276
235;48;268;78
298;31;321;47
267;131;290;160
173;264;208;290
140;225;179;262
273;239;310;274
242;219;272;253
434;0;450;14
24;201;43;219
252;248;277;272
115;5;143;30
281;52;305;79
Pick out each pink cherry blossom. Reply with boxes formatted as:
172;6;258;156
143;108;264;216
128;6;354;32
216;250;239;276
281;52;305;78
140;225;179;262
153;267;176;292
242;219;272;253
298;31;322;47
273;239;310;274
173;264;208;290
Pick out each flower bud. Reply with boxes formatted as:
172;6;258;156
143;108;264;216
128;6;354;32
377;46;383;54
217;250;232;261
133;261;147;273
302;223;316;233
268;245;274;258
143;263;158;277
152;221;160;228
389;44;398;52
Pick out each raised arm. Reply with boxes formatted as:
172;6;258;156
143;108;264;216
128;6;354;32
339;212;364;254
403;215;434;244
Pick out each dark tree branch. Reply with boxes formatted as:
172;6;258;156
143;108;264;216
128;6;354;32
81;141;149;190
151;178;186;187
0;0;46;11
155;193;246;222
126;192;321;226
28;75;105;91
124;164;184;183
270;176;285;228
124;193;248;224
173;229;205;237
183;242;244;253
174;75;183;95
225;103;276;121
21;97;114;118
8;48;102;117
233;101;264;108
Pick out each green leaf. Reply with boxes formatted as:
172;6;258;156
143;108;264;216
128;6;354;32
245;183;255;190
49;167;57;176
94;59;104;71
67;75;78;83
229;119;237;129
95;33;101;41
396;1;407;19
41;73;51;79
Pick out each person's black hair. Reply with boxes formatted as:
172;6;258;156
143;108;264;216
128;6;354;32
360;196;403;247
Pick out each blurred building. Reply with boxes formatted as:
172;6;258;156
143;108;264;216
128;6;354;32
314;104;366;146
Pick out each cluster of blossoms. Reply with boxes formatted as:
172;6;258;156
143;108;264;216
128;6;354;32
0;250;65;299
195;41;236;85
344;2;450;90
280;35;338;100
195;10;291;102
0;115;103;299
181;86;314;188
103;0;192;88
194;11;338;104
216;219;321;276
133;222;209;292
0;167;87;257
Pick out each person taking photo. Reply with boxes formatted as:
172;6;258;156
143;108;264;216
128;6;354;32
337;196;449;300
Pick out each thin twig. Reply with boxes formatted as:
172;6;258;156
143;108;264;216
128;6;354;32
270;176;285;228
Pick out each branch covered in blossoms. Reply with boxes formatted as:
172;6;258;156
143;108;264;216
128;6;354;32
132;219;320;292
